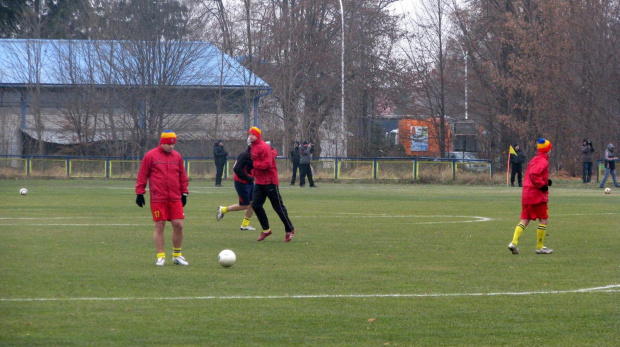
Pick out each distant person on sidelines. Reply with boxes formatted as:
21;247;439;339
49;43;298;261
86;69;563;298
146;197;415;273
508;138;553;255
216;140;257;230
213;139;228;187
580;138;595;183
135;130;189;266
290;141;301;185
247;126;296;242
599;143;619;188
510;143;525;187
299;141;317;188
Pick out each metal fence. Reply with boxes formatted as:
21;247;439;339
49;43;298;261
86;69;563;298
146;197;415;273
0;155;498;181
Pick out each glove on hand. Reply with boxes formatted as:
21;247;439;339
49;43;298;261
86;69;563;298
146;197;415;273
136;194;145;207
548;179;552;186
182;194;187;207
540;185;549;193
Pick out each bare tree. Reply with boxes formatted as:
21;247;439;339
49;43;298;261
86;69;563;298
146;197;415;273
92;0;213;155
2;39;46;155
453;0;620;172
222;0;401;156
213;0;235;55
400;0;451;157
343;0;401;156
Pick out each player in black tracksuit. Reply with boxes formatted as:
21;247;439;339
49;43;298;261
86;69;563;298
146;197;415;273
216;145;257;230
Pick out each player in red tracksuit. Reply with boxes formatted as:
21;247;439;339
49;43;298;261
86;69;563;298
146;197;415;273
508;138;553;255
247;126;296;242
136;130;190;266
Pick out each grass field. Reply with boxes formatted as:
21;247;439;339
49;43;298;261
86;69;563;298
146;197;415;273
1;179;618;346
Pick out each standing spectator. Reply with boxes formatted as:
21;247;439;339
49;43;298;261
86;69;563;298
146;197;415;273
299;141;317;188
247;126;296;242
216;142;256;230
581;139;595;183
510;143;525;187
135;130;190;266
508;138;554;255
290;141;301;185
213;139;228;187
599;143;619;188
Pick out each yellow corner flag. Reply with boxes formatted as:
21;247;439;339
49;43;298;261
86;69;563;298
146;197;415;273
509;145;517;156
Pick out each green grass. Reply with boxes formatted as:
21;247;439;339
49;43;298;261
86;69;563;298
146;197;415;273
1;179;618;346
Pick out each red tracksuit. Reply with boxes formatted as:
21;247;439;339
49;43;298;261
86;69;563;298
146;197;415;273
250;138;279;185
136;146;189;202
522;152;549;205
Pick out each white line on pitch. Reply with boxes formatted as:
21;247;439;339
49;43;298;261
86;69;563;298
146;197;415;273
0;223;143;226
296;215;493;224
2;284;618;302
0;216;150;220
554;212;618;216
0;215;493;226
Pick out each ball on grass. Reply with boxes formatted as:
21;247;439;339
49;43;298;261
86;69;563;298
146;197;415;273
218;249;236;267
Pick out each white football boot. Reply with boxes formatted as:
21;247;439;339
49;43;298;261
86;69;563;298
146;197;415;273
155;257;165;266
173;256;189;266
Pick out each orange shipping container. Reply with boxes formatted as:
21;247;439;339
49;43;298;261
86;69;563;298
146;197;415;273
397;118;451;157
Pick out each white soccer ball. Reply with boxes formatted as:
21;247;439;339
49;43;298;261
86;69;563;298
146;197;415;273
604;187;611;195
19;188;28;195
218;249;236;267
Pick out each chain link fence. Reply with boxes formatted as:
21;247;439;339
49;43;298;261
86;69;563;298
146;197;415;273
0;155;499;181
109;160;141;179
0;157;27;177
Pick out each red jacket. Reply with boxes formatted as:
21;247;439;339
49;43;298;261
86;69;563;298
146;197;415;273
136;146;189;202
250;138;279;185
522;152;549;205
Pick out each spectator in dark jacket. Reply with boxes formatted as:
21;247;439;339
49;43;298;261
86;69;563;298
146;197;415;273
599;143;619;188
299;141;317;188
580;139;595;183
213;139;228;187
510;144;525;187
290;141;301;185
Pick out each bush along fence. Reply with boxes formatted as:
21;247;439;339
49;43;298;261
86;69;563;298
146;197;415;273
0;155;500;181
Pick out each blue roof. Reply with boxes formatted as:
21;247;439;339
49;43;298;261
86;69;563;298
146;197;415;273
0;39;270;89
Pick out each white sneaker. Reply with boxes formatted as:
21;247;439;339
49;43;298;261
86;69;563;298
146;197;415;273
216;206;225;221
156;257;165;266
173;256;189;266
508;243;519;255
535;247;553;254
240;225;256;231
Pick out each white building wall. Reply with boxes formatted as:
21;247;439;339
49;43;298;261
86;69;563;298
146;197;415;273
0;112;21;156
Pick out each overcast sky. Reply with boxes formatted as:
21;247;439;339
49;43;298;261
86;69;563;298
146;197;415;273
389;0;421;16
